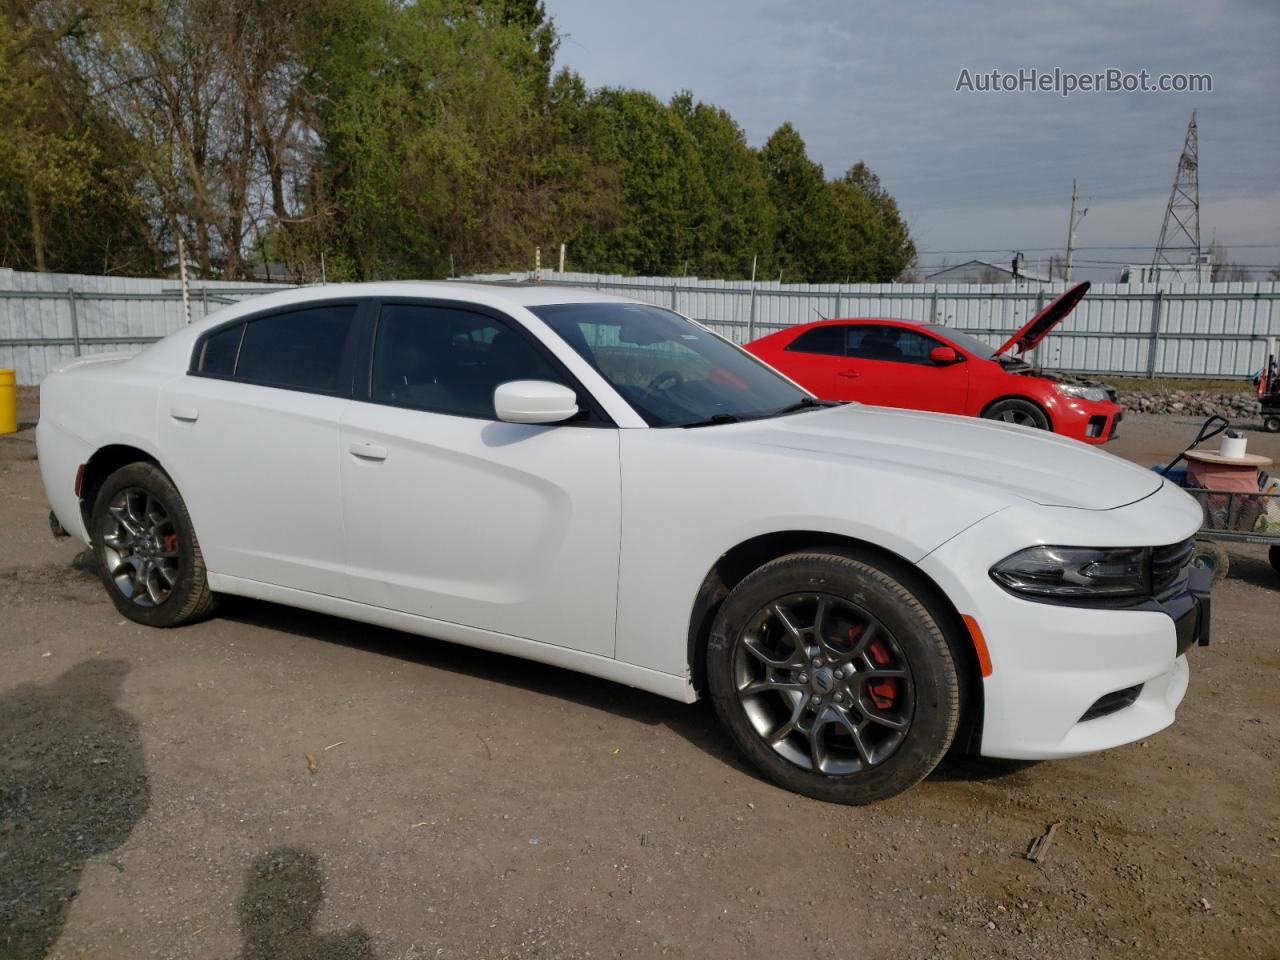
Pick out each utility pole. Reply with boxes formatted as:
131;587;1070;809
1063;179;1088;282
1064;180;1077;281
176;235;192;324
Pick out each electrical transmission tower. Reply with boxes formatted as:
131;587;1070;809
1151;111;1200;271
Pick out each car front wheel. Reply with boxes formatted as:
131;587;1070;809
983;398;1050;430
707;550;961;804
91;461;216;627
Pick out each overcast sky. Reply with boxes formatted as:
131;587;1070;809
545;0;1280;280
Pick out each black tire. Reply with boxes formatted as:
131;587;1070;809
90;462;216;627
983;398;1050;431
1263;415;1280;434
1193;540;1229;584
1269;545;1280;577
707;550;961;805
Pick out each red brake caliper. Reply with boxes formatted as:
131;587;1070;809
164;533;179;553
866;636;900;711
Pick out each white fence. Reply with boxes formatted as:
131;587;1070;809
3;266;1278;385
466;271;1280;381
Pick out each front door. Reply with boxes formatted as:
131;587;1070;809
339;301;621;657
842;325;970;413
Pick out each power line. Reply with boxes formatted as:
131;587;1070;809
912;243;1280;255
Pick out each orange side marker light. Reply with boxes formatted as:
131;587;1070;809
961;614;993;678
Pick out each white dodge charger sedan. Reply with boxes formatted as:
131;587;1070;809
36;283;1210;803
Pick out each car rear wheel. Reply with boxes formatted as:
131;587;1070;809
1263;415;1280;434
707;550;960;804
1268;545;1280;577
983;398;1050;430
91;462;216;627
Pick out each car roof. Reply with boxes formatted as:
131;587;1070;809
185;281;639;334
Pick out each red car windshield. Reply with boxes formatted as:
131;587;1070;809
923;324;997;361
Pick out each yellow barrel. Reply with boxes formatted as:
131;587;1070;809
0;369;16;434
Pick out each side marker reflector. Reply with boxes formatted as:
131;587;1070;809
74;463;86;497
961;614;993;678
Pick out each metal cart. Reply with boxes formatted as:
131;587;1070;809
1154;415;1280;583
1260;349;1279;433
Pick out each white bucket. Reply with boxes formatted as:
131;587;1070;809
1220;434;1248;459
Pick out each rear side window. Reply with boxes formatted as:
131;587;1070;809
786;325;847;356
230;305;356;393
196;322;243;377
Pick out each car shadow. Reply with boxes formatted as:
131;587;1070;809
216;597;753;778
1224;548;1280;590
235;847;375;960
0;659;150;960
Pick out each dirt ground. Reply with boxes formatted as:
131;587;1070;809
2;386;1278;960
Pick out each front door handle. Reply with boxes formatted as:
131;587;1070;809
349;441;388;462
837;371;859;379
170;406;199;422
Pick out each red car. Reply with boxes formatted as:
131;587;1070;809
745;282;1122;444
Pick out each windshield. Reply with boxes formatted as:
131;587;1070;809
530;302;811;426
923;324;997;360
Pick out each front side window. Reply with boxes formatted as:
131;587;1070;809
371;304;563;419
531;302;810;427
232;304;356;392
846;325;943;365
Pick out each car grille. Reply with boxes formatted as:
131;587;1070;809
1152;537;1195;596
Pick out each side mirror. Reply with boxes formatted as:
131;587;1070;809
494;380;579;424
929;346;961;365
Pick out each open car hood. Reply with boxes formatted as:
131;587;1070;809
994;281;1090;357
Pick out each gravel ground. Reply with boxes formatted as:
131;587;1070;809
2;388;1278;959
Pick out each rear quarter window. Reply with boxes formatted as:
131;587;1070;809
195;322;244;377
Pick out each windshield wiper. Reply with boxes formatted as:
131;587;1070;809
681;413;744;428
770;397;840;416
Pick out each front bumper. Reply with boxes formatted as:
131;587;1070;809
918;485;1206;760
1053;398;1124;445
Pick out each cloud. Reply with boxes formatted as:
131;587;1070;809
546;0;1280;265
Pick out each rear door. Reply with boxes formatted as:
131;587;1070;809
843;325;970;413
159;301;364;597
338;300;621;657
777;325;849;398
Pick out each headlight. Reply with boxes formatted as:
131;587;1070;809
1053;382;1109;403
991;545;1150;601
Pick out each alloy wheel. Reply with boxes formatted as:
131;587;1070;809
995;409;1037;426
100;486;181;607
733;592;915;775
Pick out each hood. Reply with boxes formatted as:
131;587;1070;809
994;281;1089;356
709;403;1161;510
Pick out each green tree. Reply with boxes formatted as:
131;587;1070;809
0;7;160;275
674;92;773;278
587;88;712;275
760;122;828;282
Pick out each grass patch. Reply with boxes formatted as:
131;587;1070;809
1106;376;1255;395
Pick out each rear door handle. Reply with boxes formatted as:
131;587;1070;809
170;406;199;422
349;441;388;462
837;371;859;379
